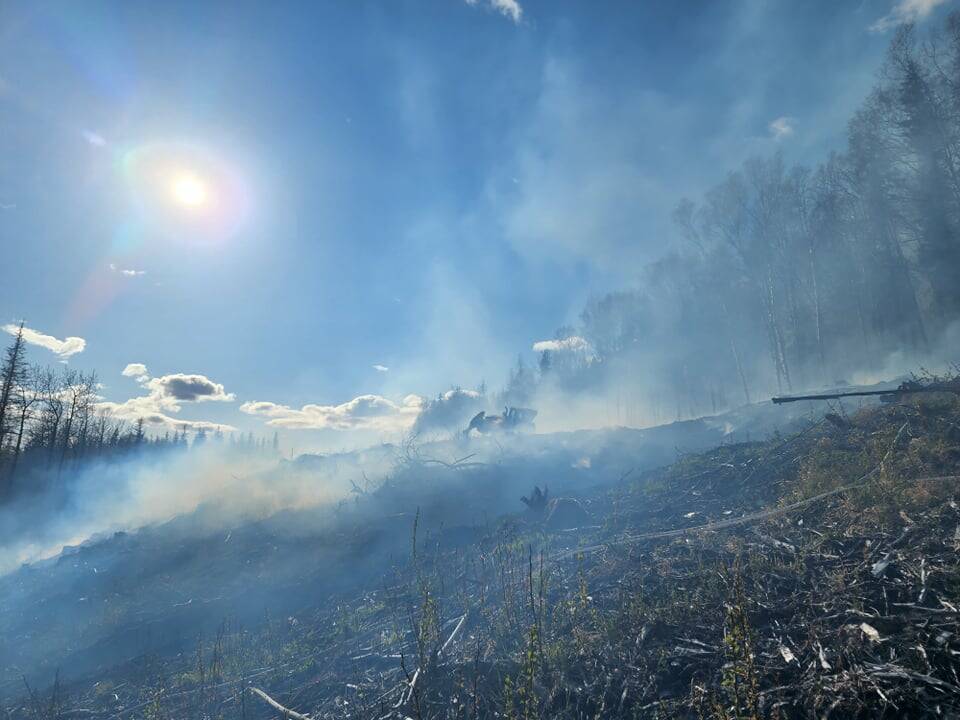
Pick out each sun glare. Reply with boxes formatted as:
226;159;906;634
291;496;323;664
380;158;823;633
124;141;251;238
171;173;208;207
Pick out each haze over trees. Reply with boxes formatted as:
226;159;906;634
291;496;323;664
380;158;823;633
520;20;960;424
0;323;278;501
4;18;960;487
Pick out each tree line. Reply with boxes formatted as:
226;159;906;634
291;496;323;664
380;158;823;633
519;18;960;423
0;323;278;501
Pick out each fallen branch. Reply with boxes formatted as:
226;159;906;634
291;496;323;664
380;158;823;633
439;612;468;657
250;687;311;720
394;611;469;709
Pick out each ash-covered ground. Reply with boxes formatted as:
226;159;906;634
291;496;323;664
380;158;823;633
0;396;944;718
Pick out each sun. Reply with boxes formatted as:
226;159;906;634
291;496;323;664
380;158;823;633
171;173;209;207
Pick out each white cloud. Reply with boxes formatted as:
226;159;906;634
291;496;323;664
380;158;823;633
465;0;523;23
82;130;107;147
240;394;424;432
870;0;947;32
122;363;149;380
98;369;234;431
768;116;795;140
373;364;390;373
109;263;146;277
532;335;597;359
491;0;522;22
2;323;86;360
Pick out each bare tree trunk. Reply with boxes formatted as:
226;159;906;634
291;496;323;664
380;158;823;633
763;274;792;392
809;245;827;379
884;216;930;351
722;302;751;405
730;336;751;405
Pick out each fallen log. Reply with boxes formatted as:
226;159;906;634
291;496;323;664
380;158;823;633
772;379;959;404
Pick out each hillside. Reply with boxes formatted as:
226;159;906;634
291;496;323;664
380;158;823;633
2;386;959;718
1;394;824;693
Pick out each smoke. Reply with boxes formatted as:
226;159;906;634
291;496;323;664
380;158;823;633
513;310;960;437
8;299;944;580
0;362;815;578
0;444;384;575
848;321;960;387
412;388;485;436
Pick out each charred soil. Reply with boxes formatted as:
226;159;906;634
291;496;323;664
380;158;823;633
4;391;960;719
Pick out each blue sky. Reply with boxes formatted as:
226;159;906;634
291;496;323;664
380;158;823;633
0;0;953;448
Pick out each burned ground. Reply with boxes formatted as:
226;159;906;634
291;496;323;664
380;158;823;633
3;390;960;718
2;399;817;693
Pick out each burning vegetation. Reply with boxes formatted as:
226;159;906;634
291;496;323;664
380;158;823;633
2;379;960;719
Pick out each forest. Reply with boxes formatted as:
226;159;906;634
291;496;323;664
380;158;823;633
515;21;960;423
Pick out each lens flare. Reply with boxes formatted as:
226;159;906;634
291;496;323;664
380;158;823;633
68;141;254;324
171;173;208;207
120;140;252;242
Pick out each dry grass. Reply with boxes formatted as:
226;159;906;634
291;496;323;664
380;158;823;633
4;387;960;719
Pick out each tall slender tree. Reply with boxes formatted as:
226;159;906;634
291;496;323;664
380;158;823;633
0;322;28;454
